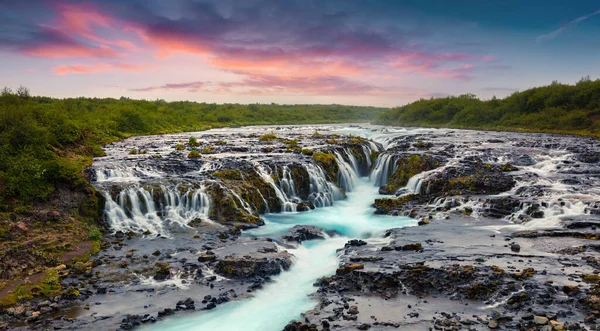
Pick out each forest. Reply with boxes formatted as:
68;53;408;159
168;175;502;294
0;90;385;207
374;77;600;137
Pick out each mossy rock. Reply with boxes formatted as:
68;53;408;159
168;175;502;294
380;154;440;194
213;169;243;181
312;152;339;181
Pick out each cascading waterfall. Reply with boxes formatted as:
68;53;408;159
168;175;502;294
254;164;299;212
370;153;397;187
149;142;416;331
95;165;163;182
333;151;359;192
103;185;210;234
303;163;343;208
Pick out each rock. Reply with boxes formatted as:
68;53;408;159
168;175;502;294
398;243;423;252
423;158;516;196
55;264;67;271
198;254;217;262
216;254;292;278
345;239;367;247
153;263;171;281
534;316;549;325
418;219;430;226
157;308;175;318
176;297;195;310
336;264;364;275
510;243;521;252
357;323;371;330
550;320;564;331
488;320;499;329
46;210;61;221
348;306;359;315
281;225;325;242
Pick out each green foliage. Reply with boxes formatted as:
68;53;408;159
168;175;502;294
301;148;313;156
374;78;600;136
187;149;201;158
0;89;383;206
213;169;242;180
88;227;103;241
258;132;279;142
188;136;200;146
312;152;339;180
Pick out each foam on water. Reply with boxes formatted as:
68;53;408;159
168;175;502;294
149;178;415;331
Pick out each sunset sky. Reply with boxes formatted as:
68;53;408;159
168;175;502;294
1;0;599;106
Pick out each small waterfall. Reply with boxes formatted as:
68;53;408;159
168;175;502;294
303;163;343;208
254;164;298;212
95;166;162;182
334;151;359;192
279;166;298;199
370;154;397;187
104;185;210;234
229;189;256;214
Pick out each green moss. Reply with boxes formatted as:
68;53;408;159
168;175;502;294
373;194;417;213
187;149;201;158
283;139;298;148
88;226;102;241
381;154;437;193
370;151;380;165
258;132;279;142
175;144;185;151
188;136;200;146
213;169;242;181
129;149;138;155
301;148;313;156
312;152;339;181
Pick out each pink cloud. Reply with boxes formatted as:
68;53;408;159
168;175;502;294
130;71;425;97
52;62;155;75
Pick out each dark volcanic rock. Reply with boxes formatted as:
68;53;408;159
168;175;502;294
422;158;516;196
215;254;292;278
281;225;325;242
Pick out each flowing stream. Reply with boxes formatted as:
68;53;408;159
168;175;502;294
147;160;415;330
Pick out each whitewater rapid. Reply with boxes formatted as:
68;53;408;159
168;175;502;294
147;179;415;331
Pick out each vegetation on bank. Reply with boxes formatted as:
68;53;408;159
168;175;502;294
373;77;600;137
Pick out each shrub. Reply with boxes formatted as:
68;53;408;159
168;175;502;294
188;149;201;158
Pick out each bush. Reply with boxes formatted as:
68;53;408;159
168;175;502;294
258;132;279;142
88;227;103;241
188;149;201;158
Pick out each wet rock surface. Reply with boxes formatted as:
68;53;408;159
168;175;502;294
3;124;599;330
292;127;600;331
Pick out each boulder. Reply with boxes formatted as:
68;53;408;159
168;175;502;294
281;225;325;242
216;254;292;278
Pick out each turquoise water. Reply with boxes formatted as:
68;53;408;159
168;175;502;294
148;177;414;331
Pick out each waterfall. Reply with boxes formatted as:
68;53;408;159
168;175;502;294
254;164;298;212
370;153;397;187
303;163;343;208
103;185;210;234
333;151;359;192
95;165;163;182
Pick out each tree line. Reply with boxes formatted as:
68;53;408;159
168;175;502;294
373;77;600;137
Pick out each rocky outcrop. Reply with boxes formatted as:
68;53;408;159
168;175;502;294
215;254;292;279
422;157;516;196
379;153;442;194
281;225;325;242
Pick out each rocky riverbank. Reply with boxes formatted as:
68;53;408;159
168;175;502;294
1;124;598;330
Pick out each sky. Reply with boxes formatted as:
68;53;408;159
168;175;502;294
0;0;599;107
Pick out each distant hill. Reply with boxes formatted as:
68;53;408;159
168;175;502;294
373;77;600;137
